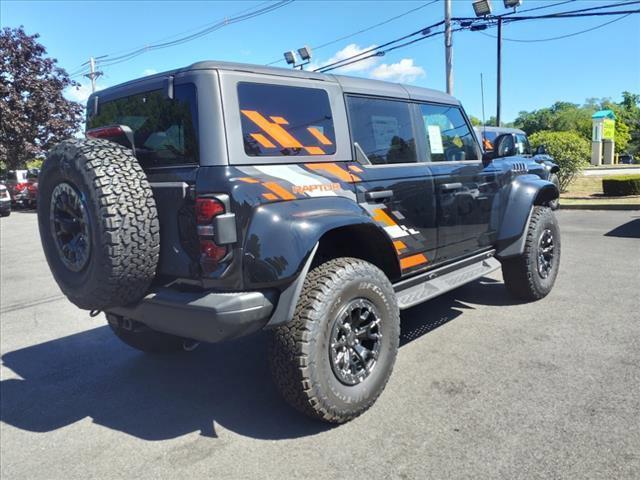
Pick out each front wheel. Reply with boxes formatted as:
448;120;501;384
268;257;400;423
501;206;560;301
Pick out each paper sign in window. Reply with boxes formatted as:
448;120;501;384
427;125;444;154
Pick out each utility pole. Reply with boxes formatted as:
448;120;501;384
496;17;502;127
444;0;453;95
84;56;103;93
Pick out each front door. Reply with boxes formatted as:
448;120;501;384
415;103;501;263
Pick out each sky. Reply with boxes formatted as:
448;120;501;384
2;0;639;122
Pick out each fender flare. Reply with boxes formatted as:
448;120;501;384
495;175;559;259
242;197;398;328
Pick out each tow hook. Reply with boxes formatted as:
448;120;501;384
182;339;200;351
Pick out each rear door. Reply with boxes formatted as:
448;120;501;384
345;95;437;276
415;103;501;262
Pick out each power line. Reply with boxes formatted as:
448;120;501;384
315;3;640;75
99;0;293;67
69;0;293;77
315;20;445;73
479;12;633;43
502;0;576;16
265;0;440;66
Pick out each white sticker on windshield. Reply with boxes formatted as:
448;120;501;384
427;125;444;154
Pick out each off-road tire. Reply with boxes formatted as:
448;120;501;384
501;206;560;301
0;211;9;217
549;173;560;210
268;257;400;423
106;314;184;354
37;138;160;311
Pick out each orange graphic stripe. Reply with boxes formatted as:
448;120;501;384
306;163;360;182
250;133;276;148
263;181;296;200
307;127;333;145
304;146;326;155
237;177;260;184
348;165;363;173
372;208;397;227
400;254;428;270
393;240;407;253
262;193;278;201
270;116;289;125
241;110;303;149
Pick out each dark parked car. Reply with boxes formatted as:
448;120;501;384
618;153;634;164
37;60;560;424
475;126;560;209
0;183;11;217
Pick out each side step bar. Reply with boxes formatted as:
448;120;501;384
393;250;500;310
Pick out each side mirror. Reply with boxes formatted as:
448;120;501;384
535;144;547;155
493;133;517;158
482;151;495;167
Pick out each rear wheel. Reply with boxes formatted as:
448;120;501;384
106;313;185;354
268;257;400;423
501;206;560;301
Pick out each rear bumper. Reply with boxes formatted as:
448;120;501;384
0;200;10;213
108;287;277;343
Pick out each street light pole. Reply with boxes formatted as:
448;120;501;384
496;16;502;127
444;0;453;95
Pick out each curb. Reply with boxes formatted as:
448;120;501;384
559;203;640;211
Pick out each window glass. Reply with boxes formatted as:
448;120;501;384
419;104;479;162
87;84;198;167
238;82;336;157
515;133;531;155
346;96;417;164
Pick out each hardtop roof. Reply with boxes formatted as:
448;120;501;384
89;59;459;106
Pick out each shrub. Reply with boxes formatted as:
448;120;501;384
602;175;640;196
529;131;591;192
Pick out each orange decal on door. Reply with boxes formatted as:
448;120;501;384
400;254;428;270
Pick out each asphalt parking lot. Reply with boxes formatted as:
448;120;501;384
1;209;639;479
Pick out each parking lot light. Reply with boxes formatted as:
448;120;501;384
473;0;492;17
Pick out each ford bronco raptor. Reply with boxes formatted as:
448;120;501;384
37;61;560;423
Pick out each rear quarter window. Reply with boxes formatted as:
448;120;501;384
238;82;336;157
87;84;198;168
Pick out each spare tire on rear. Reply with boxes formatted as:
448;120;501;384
37;138;160;311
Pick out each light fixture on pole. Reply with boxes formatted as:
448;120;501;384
472;0;492;17
503;0;522;8
283;46;312;70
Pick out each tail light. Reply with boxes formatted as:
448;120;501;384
27;183;38;192
195;197;227;272
15;182;29;192
86;126;125;139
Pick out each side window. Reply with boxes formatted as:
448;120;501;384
516;134;531;155
346;96;417;165
238;82;336;157
419;104;479;162
87;84;199;167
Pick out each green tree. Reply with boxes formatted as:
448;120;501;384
0;26;83;169
529;131;590;192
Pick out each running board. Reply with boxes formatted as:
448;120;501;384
394;251;500;310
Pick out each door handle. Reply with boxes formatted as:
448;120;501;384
440;182;463;191
365;190;393;202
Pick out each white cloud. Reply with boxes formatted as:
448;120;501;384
309;45;425;85
310;43;380;73
370;59;426;83
65;81;107;104
143;68;158;76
